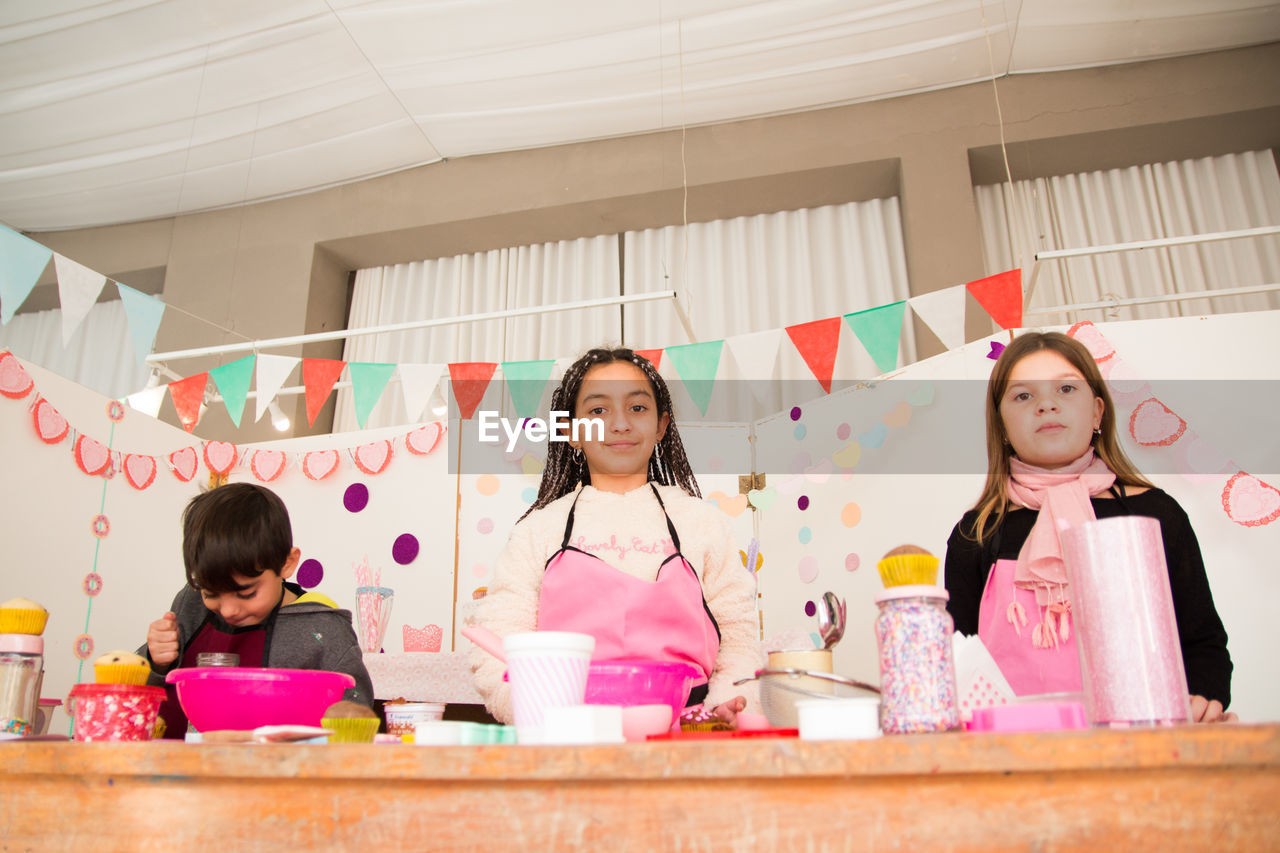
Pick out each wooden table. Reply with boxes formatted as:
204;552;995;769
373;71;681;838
4;724;1277;851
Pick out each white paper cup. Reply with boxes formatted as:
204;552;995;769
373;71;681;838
542;704;624;745
503;631;595;745
797;697;882;741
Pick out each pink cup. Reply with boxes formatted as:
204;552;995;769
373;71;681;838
503;631;595;745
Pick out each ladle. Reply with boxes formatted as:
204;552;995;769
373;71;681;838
460;624;507;663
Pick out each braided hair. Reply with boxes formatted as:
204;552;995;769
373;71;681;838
520;347;700;520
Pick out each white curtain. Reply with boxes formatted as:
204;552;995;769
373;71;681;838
974;149;1280;323
0;300;152;400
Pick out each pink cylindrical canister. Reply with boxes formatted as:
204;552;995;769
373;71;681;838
1060;515;1189;726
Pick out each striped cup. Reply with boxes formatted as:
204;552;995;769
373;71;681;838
503;631;595;745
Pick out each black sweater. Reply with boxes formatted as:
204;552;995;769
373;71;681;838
943;488;1232;707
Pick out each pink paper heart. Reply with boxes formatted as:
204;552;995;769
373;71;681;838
74;434;111;476
1221;472;1280;527
405;422;444;456
123;454;156;490
1067;321;1116;362
403;624;443;653
302;449;340;480
250;449;287;482
169;446;198;482
1128;398;1187;447
33;398;69;444
203;441;238;476
707;490;749;518
0;351;33;399
354;439;392;475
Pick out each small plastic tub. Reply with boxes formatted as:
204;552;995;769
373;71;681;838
384;702;446;741
796;697;882;741
68;683;166;742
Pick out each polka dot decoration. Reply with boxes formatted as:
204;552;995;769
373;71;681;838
473;562;488;578
793;424;807;440
841;502;862;527
845;553;861;572
804;600;816;617
798;526;812;545
477;517;494;535
790;406;802;421
836;422;851;441
393;533;420;565
83;573;103;597
797;495;809;511
797;555;819;584
343;483;369;513
297;559;324;588
521;487;538;504
476;474;500;496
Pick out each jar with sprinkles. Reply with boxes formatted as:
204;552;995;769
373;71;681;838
874;585;959;734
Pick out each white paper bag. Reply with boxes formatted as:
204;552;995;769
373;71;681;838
952;632;1017;722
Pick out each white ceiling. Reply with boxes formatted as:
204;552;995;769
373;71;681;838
1;0;1276;232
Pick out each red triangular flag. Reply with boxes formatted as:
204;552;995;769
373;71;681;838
448;362;498;420
785;317;842;393
634;348;663;370
168;373;209;433
966;269;1023;330
302;358;347;427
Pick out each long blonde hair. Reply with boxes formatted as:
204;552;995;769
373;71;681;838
968;331;1152;543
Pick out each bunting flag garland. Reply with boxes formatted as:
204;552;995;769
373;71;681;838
348;362;396;429
168;446;199;481
254;354;299;424
908;286;967;351
352;439;393;475
123;454;157;490
116;283;166;366
406;422;445;455
302;448;341;480
635;348;664;370
0;351;34;399
664;340;723;416
844;300;907;375
302;358;347;427
725;328;783;380
73;434;112;476
168;373;208;433
448;362;497;420
397;363;445;422
125;385;166;418
202;441;238;476
33;397;69;443
965;269;1023;330
53;254;107;345
0;225;53;325
249;449;288;482
785;316;842;393
209;355;256;428
501;359;556;419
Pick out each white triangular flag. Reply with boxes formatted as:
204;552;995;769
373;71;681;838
398;363;445;422
725;328;783;379
53;254;108;344
254;354;299;424
125;386;166;418
908;285;967;351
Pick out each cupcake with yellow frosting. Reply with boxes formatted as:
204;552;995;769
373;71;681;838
94;650;152;686
0;597;48;635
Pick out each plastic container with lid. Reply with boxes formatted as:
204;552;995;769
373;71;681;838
0;633;44;736
874;585;959;734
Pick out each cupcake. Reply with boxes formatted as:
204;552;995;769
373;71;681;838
877;544;940;588
321;700;380;743
94;650;152;686
0;597;48;635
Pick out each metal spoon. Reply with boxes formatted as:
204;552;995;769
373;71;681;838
820;591;846;649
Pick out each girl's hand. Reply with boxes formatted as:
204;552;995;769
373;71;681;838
1190;694;1238;723
710;695;748;728
147;612;179;666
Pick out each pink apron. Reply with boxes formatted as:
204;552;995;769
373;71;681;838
536;485;720;700
977;557;1082;696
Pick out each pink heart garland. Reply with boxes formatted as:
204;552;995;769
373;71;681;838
1067;321;1116;362
0;351;34;399
74;434;112;476
32;398;69;444
250;449;287;482
1128;398;1187;447
169;446;198;482
353;439;392;475
203;441;238;476
403;624;443;653
123;454;157;490
302;449;340;481
1221;472;1280;527
405;422;445;456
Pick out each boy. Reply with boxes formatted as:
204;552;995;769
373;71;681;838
141;482;374;736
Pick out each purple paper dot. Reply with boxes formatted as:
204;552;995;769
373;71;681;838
344;483;369;512
790;406;802;421
297;559;324;588
392;533;419;565
804;600;816;617
797;495;809;511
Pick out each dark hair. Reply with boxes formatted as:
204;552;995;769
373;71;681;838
182;482;294;594
520;347;700;520
968;330;1152;542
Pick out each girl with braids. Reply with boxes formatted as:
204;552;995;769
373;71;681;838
469;347;760;727
943;332;1234;722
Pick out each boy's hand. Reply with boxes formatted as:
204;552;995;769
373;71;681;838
147;612;179;666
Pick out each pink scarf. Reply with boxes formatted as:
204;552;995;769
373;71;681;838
1006;449;1115;648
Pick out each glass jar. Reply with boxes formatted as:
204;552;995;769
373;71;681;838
196;652;240;667
874;585;959;734
0;634;45;736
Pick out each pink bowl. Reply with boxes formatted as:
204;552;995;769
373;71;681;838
166;667;354;732
584;660;701;722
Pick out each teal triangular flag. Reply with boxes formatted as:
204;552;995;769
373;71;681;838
209;354;256;428
501;359;556;418
0;225;53;324
116;283;165;366
349;362;397;428
844;300;907;375
665;340;723;417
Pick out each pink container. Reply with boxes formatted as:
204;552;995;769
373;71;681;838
68;683;165;742
967;700;1088;733
166;667;354;732
584;660;701;722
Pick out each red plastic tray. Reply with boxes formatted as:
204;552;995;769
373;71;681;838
646;728;798;741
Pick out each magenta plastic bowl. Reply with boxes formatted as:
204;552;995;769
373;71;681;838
584;660;701;720
166;667;354;732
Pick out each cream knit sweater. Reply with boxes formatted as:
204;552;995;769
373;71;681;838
469;483;762;723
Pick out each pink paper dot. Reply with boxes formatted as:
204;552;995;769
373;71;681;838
797;556;819;584
477;517;494;534
845;553;860;572
473;562;488;578
836;422;851;440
